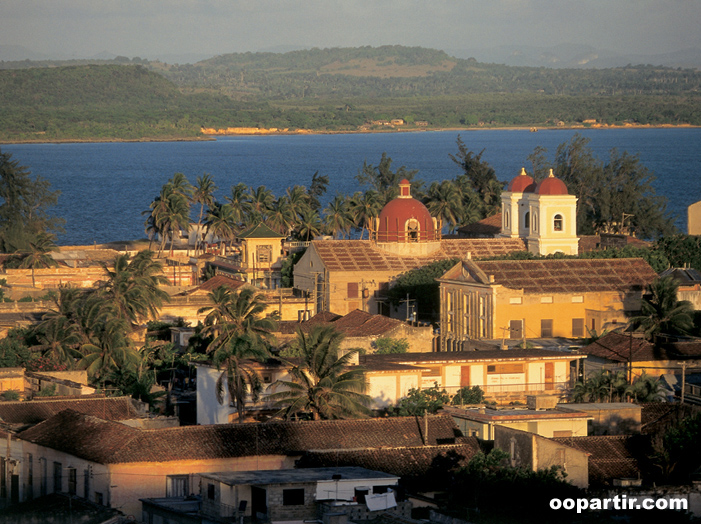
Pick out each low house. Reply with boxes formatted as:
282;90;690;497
493;425;589;489
197;467;401;522
579;332;701;378
360;349;586;406
438;257;657;349
558;402;642;435
14;411;463;517
494;425;653;490
444;403;592;440
276;309;435;353
196;348;586;423
661;267;701;310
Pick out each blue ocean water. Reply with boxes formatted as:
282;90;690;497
2;128;700;245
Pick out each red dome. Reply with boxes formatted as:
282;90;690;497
377;183;437;242
507;168;536;193
535;169;569;195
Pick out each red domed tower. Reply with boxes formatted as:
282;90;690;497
535;169;569;195
376;179;438;243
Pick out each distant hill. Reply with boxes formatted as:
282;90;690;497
0;47;700;142
0;65;252;141
446;44;701;70
155;45;701;100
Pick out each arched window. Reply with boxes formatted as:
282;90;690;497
553;214;563;232
406;218;419;242
524;211;530;229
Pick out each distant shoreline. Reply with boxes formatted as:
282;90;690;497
0;123;697;145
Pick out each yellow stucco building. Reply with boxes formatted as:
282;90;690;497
438;257;657;349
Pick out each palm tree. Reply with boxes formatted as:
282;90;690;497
323;194;354;239
97;251;170;328
349;190;381;239
192;173;218;253
268;196;297;236
630;275;694;343
198;286;277;421
144;183;190;255
79;317;139;390
424;180;464;233
295;208;322;241
225;182;251;227
268;325;371;420
247;185;275;224
204;203;238;255
32;313;80;367
20;232;58;287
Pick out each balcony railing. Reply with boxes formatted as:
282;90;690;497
431;382;570;397
201;498;239;521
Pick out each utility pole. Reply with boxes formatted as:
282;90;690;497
399;294;416;323
681;361;687;404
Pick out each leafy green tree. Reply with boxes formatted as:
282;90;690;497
19;232;58;287
651;411;701;483
451;385;485;405
450;137;502;219
0;327;35;368
389;383;451;416
355;153;422;205
630;275;694;342
655;235;701;272
269;325;371;420
449;449;581;520
0;149;63;253
552;134;675;239
307;171;329;212
373;337;409;354
386;258;459;321
198;286;276;421
280;250;304;288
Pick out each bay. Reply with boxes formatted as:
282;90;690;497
2;128;700;246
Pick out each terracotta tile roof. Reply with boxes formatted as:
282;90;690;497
276;310;405;338
0;396;139;426
237;223;285;239
641;403;701;435
18;411;464;465
311;239;526;273
580;332;701;363
297;440;481;481
445;258;657;294
552;435;652;487
457;213;502;237
196;275;246;292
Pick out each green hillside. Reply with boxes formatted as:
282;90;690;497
0;46;700;142
0;65;253;141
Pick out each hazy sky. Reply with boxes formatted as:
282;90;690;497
3;0;699;60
